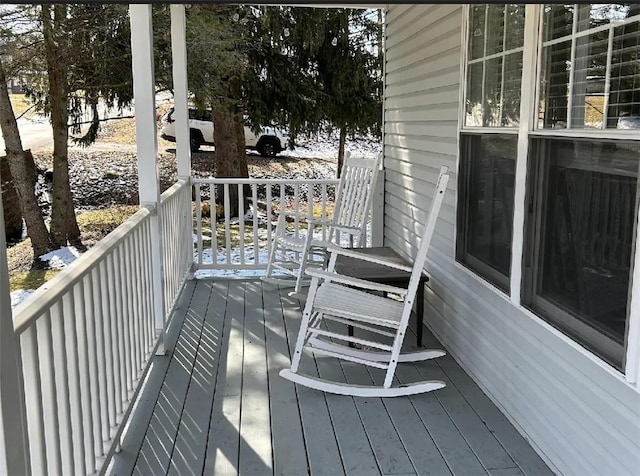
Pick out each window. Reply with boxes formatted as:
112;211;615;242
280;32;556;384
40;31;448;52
458;4;525;292
539;5;640;129
466;4;525;127
524;139;639;369
458;4;640;371
458;134;517;291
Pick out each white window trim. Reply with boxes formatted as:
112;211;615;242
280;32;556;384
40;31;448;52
510;4;539;306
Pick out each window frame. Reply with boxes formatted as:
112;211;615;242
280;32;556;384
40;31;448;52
457;3;640;380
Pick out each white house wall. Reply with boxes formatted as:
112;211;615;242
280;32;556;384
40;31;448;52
383;4;640;475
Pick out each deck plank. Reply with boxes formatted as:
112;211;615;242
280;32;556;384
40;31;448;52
395;363;488;476
331;324;416;476
203;281;246;475
134;280;210;475
262;284;311;476
436;355;554;476
168;281;229;475
415;362;517;471
280;292;346;476
239;281;273;475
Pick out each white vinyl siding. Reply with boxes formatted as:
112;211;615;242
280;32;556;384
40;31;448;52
383;4;640;475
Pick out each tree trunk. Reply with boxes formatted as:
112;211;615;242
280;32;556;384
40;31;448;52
42;5;82;248
214;109;248;218
0;158;23;242
0;58;53;257
337;125;347;178
234;114;251;210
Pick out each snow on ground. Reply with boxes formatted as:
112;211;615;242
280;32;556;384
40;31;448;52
40;246;82;269
279;135;380;160
11;289;35;308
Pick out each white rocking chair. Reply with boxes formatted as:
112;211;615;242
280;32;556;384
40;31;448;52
262;153;381;296
280;166;450;397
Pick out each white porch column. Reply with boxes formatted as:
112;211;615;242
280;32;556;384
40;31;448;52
170;4;191;179
130;4;167;353
0;184;29;474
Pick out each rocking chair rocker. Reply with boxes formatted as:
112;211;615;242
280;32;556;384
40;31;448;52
280;166;450;397
262;153;382;296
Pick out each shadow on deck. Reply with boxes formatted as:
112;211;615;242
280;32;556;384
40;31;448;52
108;279;552;476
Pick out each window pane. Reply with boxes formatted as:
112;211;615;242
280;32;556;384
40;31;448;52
469;5;487;60
539;40;572;128
484;57;503;126
486;5;506;56
571;32;610;128
466;62;484;127
505;4;525;50
576;4;639;32
543;5;574;42
502;52;523;126
608;23;640;129
459;134;517;291
529;138;639;368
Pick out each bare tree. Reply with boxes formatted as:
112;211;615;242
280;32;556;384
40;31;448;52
0;57;53;258
40;4;81;247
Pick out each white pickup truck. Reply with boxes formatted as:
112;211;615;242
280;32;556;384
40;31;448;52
160;107;285;156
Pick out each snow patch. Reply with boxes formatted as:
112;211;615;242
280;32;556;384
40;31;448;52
40;246;82;269
11;289;35;308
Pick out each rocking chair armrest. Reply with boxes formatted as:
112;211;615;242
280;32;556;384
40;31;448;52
305;268;409;296
325;245;414;273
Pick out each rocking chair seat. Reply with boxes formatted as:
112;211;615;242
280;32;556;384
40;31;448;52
314;282;404;328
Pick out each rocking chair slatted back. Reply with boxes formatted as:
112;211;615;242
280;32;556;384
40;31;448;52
263;152;382;296
330;154;381;246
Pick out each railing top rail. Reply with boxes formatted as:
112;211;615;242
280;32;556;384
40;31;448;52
192;177;340;185
161;178;189;203
13;206;152;334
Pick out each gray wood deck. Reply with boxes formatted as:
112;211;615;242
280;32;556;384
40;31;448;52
108;279;553;476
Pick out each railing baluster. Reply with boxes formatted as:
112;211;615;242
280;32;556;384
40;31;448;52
51;300;74;474
121;238;135;397
196;183;203;267
102;256;119;433
96;261;112;452
85;269;105;467
224;183;231;264
322;183;328;242
38;312;62;475
239;183;245;265
266;184;273;257
211;184;217;266
65;291;87;475
21;326;47;475
252;183;259;264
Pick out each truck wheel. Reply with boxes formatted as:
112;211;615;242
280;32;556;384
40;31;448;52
257;137;280;158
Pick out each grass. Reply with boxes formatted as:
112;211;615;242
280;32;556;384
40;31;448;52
9;94;34;117
8;206;138;292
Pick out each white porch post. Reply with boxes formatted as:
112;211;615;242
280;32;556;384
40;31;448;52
371;168;385;246
130;4;167;353
0;185;30;474
170;4;191;179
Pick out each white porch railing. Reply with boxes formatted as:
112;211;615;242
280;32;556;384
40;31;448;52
160;179;193;311
192;177;344;271
10;180;191;476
